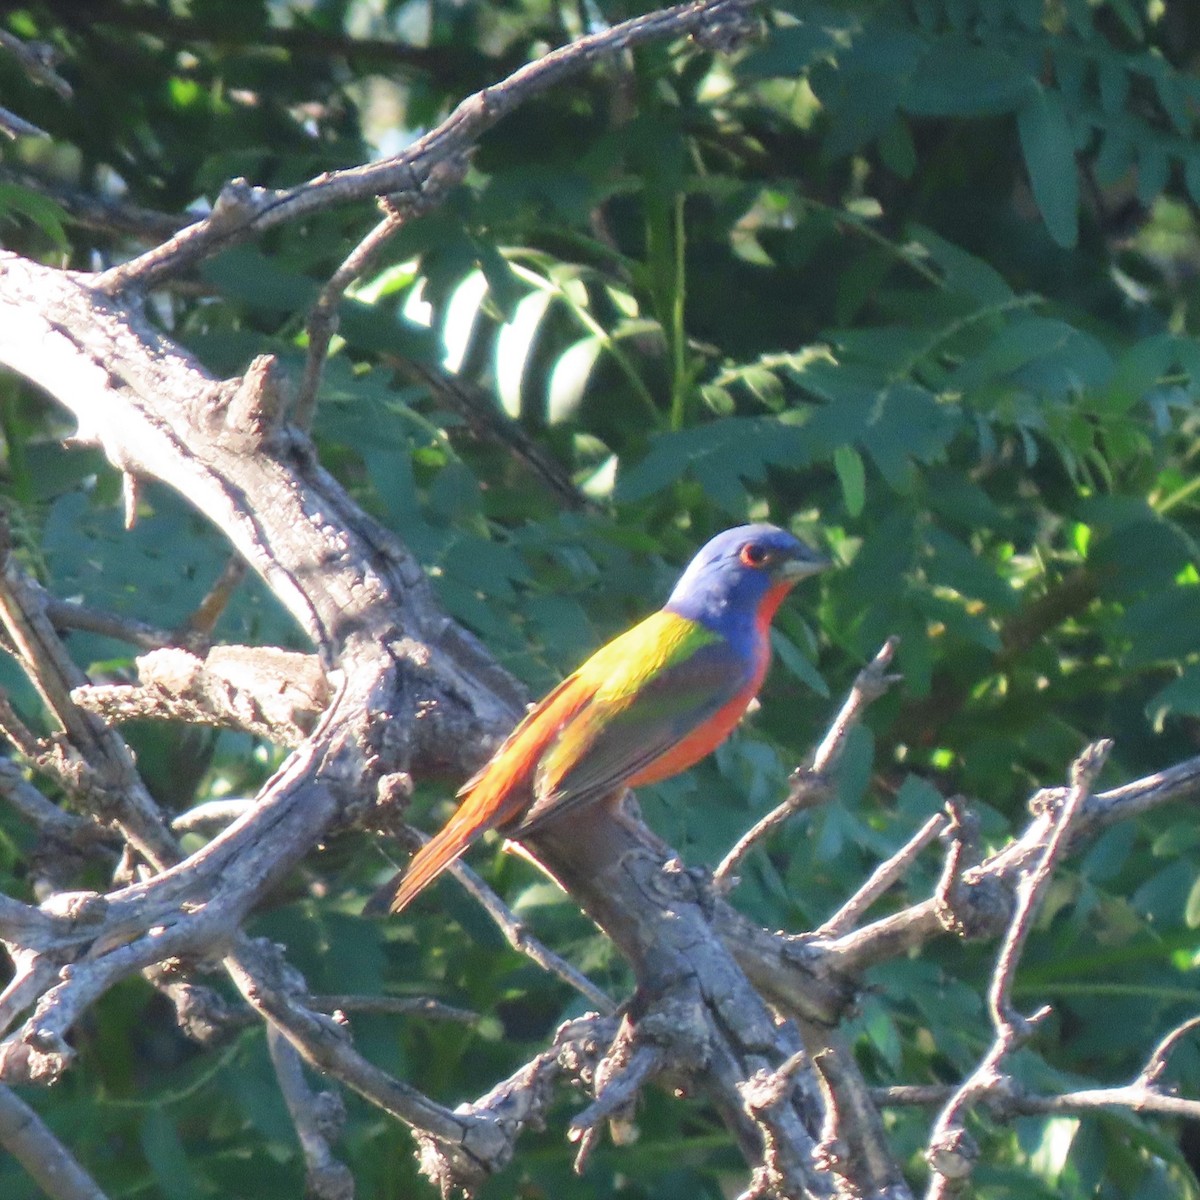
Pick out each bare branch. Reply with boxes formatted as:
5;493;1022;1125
817;809;948;939
568;1017;662;1174
0;684;45;759
71;645;329;746
0;551;178;867
931;796;976;936
1139;1013;1200;1088
43;594;188;652
293;147;469;432
715;636;900;887
0;759;100;845
417;1013;617;1194
294;213;402;430
93;0;762;292
736;1050;821;1200
309;995;478;1025
0;1083;108;1200
399;360;594;512
225;939;516;1193
0;107;49;140
171;798;254;834
0;166;186;242
990;741;1110;1035
925;740;1111;1198
446;854;617;1014
811;747;1200;982
803;1024;912;1200
145;965;247;1047
0;29;72;100
181;554;247;640
267;1026;354;1200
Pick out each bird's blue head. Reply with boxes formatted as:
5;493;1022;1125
664;524;828;641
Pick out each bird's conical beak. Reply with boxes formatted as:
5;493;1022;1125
777;543;831;581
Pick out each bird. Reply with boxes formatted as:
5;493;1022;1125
377;523;829;914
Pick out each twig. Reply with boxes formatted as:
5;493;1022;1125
931;796;975;935
0;758;100;844
266;1026;354;1200
417;1013;616;1194
399;360;593;511
0;166;186;241
294;150;468;433
171;798;254;834
818;751;1200;980
0;951;57;1039
0;686;43;759
309;995;477;1025
0;552;179;868
924;740;1111;1197
94;0;761;293
568;1042;662;1173
990;742;1110;1034
181;554;246;640
714;637;900;887
0;107;49;140
568;1015;663;1173
0;29;72;99
817;809;948;939
446;856;616;1014
876;1014;1200;1124
1140;1013;1200;1087
145;966;247;1047
293;214;404;430
43;594;186;652
803;1025;912;1199
0;1082;108;1200
224;939;513;1192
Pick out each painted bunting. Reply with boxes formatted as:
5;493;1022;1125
380;524;828;914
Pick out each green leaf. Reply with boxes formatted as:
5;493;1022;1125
1136;141;1170;204
1017;87;1079;248
201;247;319;312
0;184;69;249
1103;334;1180;414
771;629;830;697
1147;666;1200;732
833;444;866;516
736;22;839;79
904;37;1034;117
139;1109;203;1200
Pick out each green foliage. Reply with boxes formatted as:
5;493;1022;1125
4;0;1200;1196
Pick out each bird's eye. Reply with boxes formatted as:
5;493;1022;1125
740;542;771;568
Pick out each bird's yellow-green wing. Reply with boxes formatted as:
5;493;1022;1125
514;611;750;833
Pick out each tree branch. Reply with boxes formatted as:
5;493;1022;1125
714;636;900;887
266;1026;354;1200
0;1083;108;1200
93;0;760;292
924;741;1111;1197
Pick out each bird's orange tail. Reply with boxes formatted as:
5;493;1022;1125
384;816;482;914
374;787;516;916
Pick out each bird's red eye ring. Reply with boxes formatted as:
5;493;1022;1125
740;542;771;568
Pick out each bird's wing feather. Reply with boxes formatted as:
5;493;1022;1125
382;611;745;910
513;613;748;834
